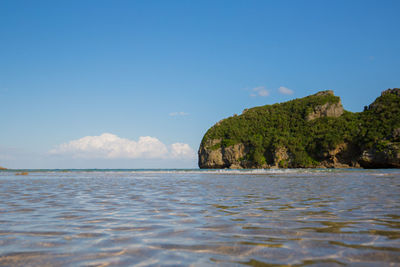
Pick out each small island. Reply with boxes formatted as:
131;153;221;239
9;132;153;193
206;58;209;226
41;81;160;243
199;88;400;169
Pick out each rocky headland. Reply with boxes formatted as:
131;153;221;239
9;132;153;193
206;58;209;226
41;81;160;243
199;89;400;169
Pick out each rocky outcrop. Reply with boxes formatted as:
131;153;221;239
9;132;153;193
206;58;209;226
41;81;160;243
200;142;365;169
0;166;6;170
198;139;224;168
306;101;344;121
306;91;344;121
199;88;400;169
316;143;361;168
271;146;291;168
198;139;249;169
359;142;400;168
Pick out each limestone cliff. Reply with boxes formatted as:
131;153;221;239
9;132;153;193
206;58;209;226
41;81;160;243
359;142;400;168
199;89;400;169
306;90;344;121
198;139;249;169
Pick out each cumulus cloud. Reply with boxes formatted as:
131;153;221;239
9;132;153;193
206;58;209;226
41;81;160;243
278;86;294;95
169;111;189;116
0;154;15;160
250;86;269;97
170;143;196;159
50;133;196;160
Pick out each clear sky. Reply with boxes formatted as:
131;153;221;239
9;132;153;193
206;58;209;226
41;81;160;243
1;0;399;169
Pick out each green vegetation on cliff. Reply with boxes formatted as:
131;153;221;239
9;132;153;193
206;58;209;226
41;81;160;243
199;89;400;168
358;90;400;148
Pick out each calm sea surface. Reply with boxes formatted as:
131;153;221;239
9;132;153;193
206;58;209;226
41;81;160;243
0;169;399;266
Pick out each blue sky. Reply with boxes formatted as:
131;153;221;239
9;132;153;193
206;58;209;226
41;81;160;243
1;0;399;168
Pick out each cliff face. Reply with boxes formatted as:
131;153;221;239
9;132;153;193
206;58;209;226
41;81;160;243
359;142;400;168
199;89;400;169
306;90;344;121
198;139;248;169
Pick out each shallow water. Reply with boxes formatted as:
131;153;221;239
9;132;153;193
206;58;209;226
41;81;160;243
0;169;399;266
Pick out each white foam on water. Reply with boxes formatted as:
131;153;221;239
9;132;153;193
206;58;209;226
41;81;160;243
1;168;399;177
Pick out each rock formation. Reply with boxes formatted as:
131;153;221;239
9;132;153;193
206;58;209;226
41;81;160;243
306;91;344;121
359;141;400;168
199;89;400;169
198;139;249;169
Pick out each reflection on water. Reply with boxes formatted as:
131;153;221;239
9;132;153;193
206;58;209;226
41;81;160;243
0;169;399;266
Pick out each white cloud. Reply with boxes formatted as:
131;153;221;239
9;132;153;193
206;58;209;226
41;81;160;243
278;86;294;95
0;154;15;160
50;133;196;160
169;111;189;116
251;86;269;97
170;143;196;159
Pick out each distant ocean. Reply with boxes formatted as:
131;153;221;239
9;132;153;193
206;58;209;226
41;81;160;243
0;169;399;266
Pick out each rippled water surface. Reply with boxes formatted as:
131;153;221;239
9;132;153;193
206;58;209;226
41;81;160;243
0;169;399;266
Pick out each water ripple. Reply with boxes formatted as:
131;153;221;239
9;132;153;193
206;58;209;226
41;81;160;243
0;169;399;266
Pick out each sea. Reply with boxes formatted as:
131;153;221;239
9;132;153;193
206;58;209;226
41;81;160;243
0;169;399;266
